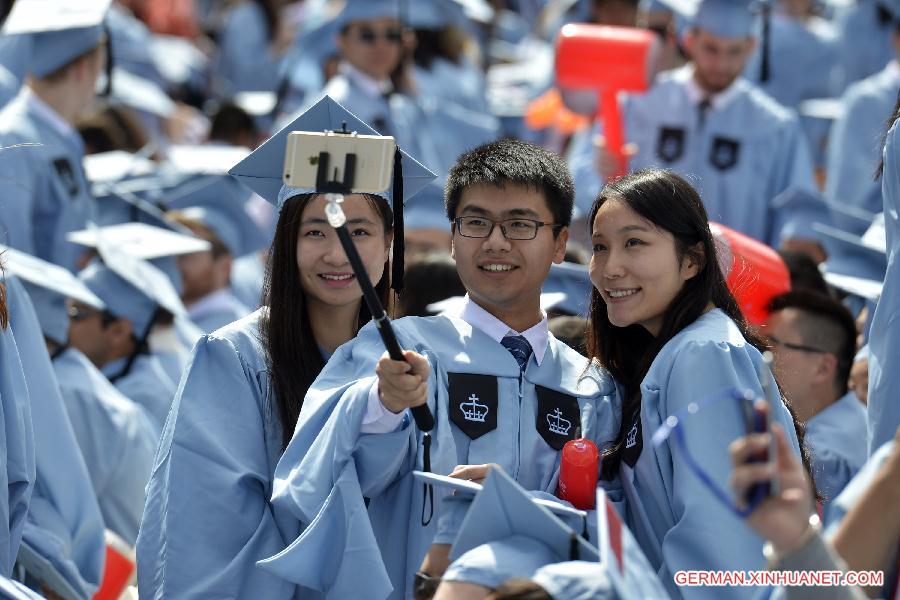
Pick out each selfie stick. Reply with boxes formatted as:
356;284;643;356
759;351;780;496
317;139;435;434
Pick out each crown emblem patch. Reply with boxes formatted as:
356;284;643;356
536;386;580;451
449;373;498;440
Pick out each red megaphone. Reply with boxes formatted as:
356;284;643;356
555;24;658;178
711;222;791;326
557;438;599;510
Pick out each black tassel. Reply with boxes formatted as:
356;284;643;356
569;533;580;561
103;22;114;97
391;146;405;293
759;4;771;84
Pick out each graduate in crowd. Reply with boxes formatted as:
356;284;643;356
0;275;34;578
69;258;178;435
765;291;867;511
825;2;900;231
0;0;110;272
262;138;620;599
567;0;818;247
136;95;434;599
166;176;270;333
586;169;802;599
867;99;900;455
832;0;899;92
18;275;155;548
1;267;104;599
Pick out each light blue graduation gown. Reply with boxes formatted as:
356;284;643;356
5;277;104;599
804;392;867;513
832;0;894;92
262;315;621;599
107;3;165;87
231;253;266;311
744;14;839;109
52;347;157;546
568;66;817;245
413;57;491;116
188;289;252;334
0;283;34;576
867;117;900;455
102;353;176;436
0;90;93;272
213;1;282;96
613;309;801;600
136;309;303;599
825;62;900;233
0;64;20;110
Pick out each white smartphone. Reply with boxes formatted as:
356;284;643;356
282;130;396;194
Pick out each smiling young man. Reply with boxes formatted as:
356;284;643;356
262;139;622;599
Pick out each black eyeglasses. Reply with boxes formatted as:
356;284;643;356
766;335;829;354
356;27;403;45
454;216;561;241
68;304;102;322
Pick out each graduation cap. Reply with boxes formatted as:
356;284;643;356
335;0;402;30
66;222;211;260
404;181;450;233
228;95;436;290
405;0;470;30
167;176;270;258
542;261;591;317
101;67;176;119
770;188;833;246
444;468;598;564
78;236;187;338
2;0;113;79
0;244;105;345
693;0;756;38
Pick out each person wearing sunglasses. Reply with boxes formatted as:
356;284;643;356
765;291;867;513
586;169;804;599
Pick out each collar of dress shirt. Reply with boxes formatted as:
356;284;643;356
338;61;393;98
453;294;549;366
21;85;79;142
679;64;742;112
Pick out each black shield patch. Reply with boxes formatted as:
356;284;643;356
621;408;643;468
656;127;685;163
449;373;498;440
536;386;580;451
710;137;740;171
52;158;80;197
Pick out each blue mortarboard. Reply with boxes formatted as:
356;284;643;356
448;468;598;564
770;188;833;246
102;67;176;119
228;95;436;290
814;221;886;297
336;0;401;30
67;222;211;260
542;262;592;317
78;239;187;336
692;0;755;38
403;181;449;232
1;244;105;344
405;0;469;29
167;176;270;258
2;0;112;79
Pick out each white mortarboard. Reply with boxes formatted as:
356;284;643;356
2;0;113;78
228;95;436;290
797;98;845;122
820;269;882;301
423;468;598;563
1;244;104;345
0;244;104;309
234;91;279;118
165;144;251;176
335;0;401;30
66;222;211;260
83;150;156;183
101;67;176;119
167;176;270;258
78;239;187;336
542;262;591;317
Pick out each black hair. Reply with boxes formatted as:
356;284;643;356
209;102;258;146
875;90;900;179
260;193;394;450
767;290;858;396
777;249;830;296
444;138;575;233
412;27;465;69
251;0;280;42
397;252;465;317
549;315;588;355
585;169;803;480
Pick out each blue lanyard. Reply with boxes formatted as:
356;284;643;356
651;387;768;518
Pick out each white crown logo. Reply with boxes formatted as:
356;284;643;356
461;393;488;423
546;408;572;436
625;423;638;449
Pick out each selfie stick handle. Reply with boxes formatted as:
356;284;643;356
759;351;780;495
319;150;435;433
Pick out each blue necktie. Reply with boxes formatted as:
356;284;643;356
501;335;532;372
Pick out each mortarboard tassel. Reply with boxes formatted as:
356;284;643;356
391;146;405;293
759;3;771;84
103;22;114;97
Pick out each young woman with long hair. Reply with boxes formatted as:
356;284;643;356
135;97;429;598
587;169;807;599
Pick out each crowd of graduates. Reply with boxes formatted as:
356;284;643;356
0;0;898;598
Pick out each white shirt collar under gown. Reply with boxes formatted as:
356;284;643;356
444;294;549;366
